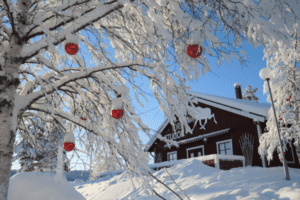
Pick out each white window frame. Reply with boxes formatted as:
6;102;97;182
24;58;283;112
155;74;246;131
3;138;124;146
186;145;205;158
216;139;233;155
167;151;177;161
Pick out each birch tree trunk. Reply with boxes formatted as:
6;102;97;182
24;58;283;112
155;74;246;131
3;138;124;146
0;1;31;199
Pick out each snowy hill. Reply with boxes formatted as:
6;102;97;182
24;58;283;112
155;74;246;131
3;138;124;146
8;157;300;200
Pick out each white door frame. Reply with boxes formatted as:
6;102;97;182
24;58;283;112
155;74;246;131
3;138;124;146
186;145;205;158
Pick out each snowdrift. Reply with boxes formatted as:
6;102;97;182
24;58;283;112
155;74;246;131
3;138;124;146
7;171;85;200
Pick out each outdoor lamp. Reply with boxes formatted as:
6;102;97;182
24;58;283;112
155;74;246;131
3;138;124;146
259;67;272;80
259;67;290;180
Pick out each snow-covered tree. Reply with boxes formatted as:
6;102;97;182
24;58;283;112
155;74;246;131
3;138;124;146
259;26;300;164
0;0;299;199
14;116;70;173
242;85;259;103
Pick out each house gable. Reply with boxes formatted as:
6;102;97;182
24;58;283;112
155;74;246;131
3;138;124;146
159;101;255;144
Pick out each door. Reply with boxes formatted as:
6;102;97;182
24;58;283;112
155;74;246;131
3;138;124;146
187;146;204;158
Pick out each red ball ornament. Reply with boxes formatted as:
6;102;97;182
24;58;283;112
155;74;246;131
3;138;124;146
65;43;79;55
64;142;75;151
112;109;123;119
187;45;202;58
81;118;86;120
279;116;282;120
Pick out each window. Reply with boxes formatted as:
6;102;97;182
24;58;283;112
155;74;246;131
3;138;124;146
167;151;177;161
186;145;205;158
216;139;233;155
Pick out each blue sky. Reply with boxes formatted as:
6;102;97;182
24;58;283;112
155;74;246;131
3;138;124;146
9;1;270;171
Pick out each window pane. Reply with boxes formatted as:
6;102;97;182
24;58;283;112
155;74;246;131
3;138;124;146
191;153;194;158
219;144;225;150
198;152;202;157
225;142;231;149
220;150;226;155
226;149;233;155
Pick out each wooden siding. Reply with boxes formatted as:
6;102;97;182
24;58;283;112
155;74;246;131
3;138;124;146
160;102;254;144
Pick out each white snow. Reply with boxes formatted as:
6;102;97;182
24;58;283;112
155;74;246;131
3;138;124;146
7;171;85;200
8;157;300;200
234;82;241;87
64;132;75;143
189;92;271;117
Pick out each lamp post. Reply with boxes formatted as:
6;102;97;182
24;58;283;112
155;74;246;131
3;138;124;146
259;67;290;180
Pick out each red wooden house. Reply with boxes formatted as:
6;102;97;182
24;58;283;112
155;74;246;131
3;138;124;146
144;83;300;169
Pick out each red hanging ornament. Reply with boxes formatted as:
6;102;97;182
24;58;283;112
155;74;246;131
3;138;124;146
64;32;79;55
64;132;75;151
112;109;123;119
111;97;123;119
65;43;78;55
279;116;282;120
187;45;202;58
64;142;75;151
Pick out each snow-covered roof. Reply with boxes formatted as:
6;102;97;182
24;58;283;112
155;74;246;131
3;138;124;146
144;92;271;152
188;92;271;117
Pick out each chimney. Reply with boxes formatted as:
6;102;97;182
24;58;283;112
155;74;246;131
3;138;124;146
234;83;242;99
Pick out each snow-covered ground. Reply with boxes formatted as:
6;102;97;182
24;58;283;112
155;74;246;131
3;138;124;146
8;158;300;200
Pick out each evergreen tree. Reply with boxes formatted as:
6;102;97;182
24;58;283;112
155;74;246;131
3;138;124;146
15;116;70;173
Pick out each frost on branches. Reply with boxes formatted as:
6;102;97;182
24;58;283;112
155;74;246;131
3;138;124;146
0;0;300;199
14;116;70;174
259;27;300;164
242;85;259;103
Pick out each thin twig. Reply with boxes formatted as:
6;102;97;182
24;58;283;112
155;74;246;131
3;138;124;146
148;172;183;200
165;168;191;200
153;188;167;200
